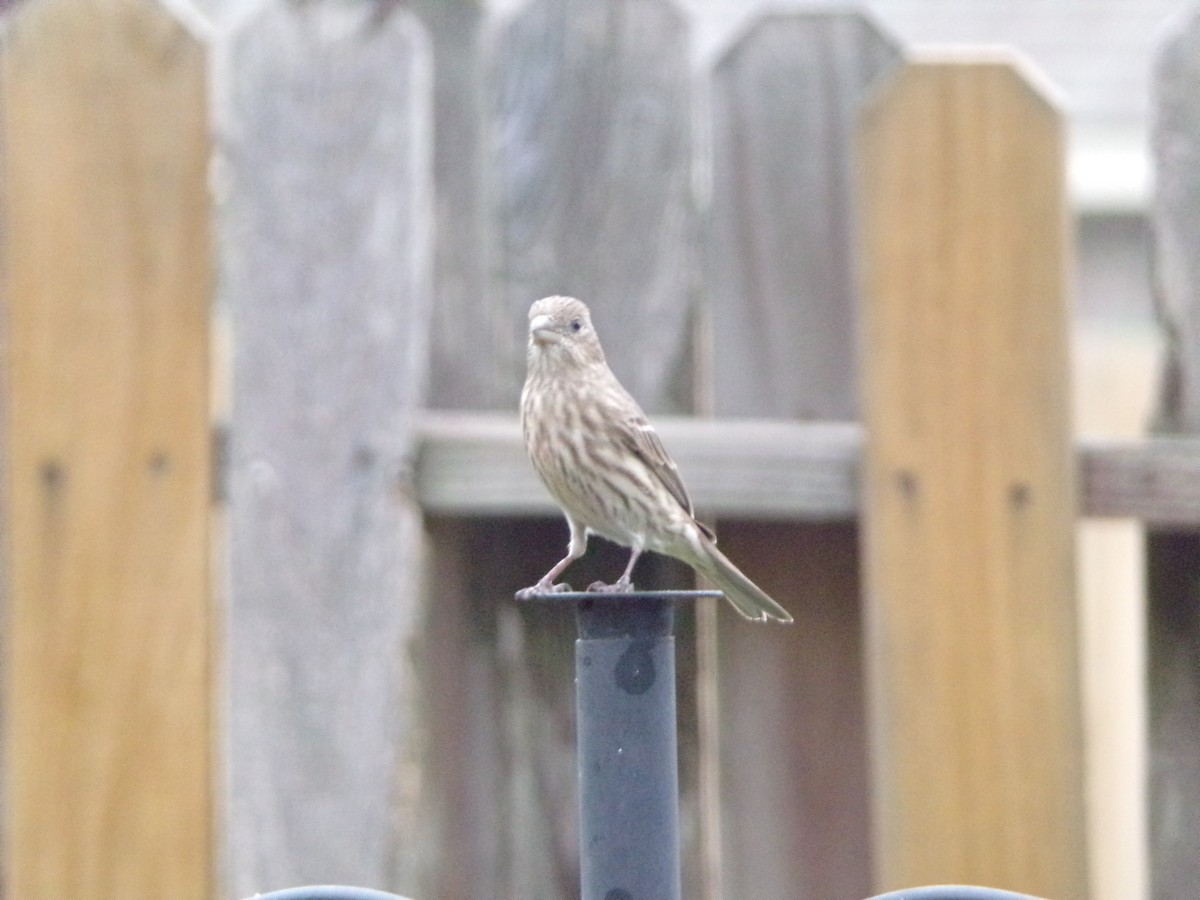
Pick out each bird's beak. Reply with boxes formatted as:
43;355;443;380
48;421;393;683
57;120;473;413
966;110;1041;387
529;314;559;345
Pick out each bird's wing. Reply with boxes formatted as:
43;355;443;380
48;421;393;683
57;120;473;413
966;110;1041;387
622;413;694;515
623;417;718;541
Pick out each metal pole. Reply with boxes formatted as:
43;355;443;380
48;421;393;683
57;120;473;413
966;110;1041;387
576;593;679;900
518;589;719;900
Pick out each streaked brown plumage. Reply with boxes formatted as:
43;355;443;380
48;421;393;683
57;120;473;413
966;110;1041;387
517;295;793;624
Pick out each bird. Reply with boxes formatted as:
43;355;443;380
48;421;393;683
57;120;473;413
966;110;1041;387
516;295;793;624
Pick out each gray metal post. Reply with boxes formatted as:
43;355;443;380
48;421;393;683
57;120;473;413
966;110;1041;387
518;589;720;900
576;594;679;900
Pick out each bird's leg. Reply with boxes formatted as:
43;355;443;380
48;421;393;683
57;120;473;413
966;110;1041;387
520;551;577;596
516;519;588;599
587;547;641;593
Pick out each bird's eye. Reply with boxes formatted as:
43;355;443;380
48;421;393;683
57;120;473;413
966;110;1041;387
570;319;583;333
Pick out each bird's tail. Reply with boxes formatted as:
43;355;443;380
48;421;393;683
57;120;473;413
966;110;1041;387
692;536;793;624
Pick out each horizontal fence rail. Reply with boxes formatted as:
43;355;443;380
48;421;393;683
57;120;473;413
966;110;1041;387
414;413;1200;526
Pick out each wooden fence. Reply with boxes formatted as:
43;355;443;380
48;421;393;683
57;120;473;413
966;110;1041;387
2;1;1198;899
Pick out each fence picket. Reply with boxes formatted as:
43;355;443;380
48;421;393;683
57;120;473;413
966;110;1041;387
490;0;695;414
1148;9;1200;898
706;12;901;899
2;1;212;896
418;2;700;893
859;57;1087;898
219;5;432;894
709;10;901;421
412;0;492;410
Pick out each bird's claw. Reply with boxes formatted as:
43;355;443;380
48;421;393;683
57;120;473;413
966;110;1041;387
515;581;573;600
586;578;634;594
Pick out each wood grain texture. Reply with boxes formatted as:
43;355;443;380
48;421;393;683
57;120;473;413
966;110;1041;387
2;1;212;896
418;517;584;899
709;10;901;419
1153;7;1200;435
1082;437;1200;526
716;523;871;899
219;5;432;894
1148;10;1200;898
411;0;492;409
490;0;695;413
1146;529;1200;900
859;58;1088;897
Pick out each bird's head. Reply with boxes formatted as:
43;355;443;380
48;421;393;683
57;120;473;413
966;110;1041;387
526;296;606;369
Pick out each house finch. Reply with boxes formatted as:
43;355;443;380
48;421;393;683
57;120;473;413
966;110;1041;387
517;295;793;624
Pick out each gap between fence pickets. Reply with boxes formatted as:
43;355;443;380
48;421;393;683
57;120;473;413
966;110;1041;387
413;412;1200;526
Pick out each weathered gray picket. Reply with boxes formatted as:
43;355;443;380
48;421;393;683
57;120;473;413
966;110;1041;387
411;0;492;410
490;0;696;414
218;4;431;894
417;2;702;895
1148;7;1200;898
705;12;900;899
709;10;902;421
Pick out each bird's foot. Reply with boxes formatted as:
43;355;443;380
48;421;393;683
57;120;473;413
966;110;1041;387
515;581;573;600
586;577;634;594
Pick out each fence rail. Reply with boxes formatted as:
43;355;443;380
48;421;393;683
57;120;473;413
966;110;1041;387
414;413;1200;525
